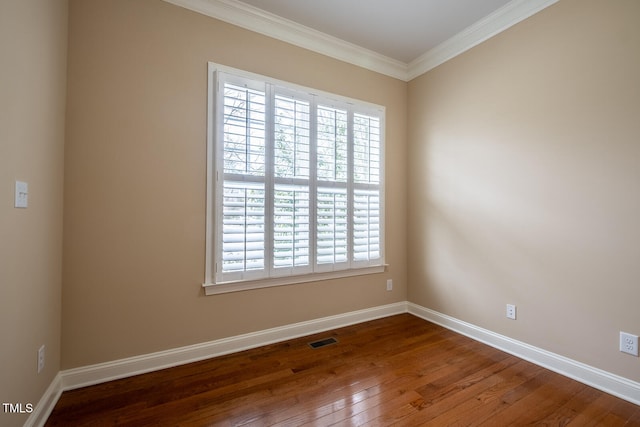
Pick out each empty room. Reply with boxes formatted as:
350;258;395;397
1;0;639;425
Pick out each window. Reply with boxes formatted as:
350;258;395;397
204;64;385;294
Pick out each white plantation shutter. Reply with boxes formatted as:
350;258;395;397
352;114;382;266
272;92;313;276
316;104;350;271
218;77;268;282
207;65;384;291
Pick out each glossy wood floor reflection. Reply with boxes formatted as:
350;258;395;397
46;314;640;426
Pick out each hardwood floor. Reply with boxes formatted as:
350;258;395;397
46;314;640;426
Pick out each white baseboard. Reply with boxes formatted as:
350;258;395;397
61;301;408;391
34;300;639;426
24;372;63;427
407;302;640;406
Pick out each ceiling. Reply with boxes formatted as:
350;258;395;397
164;0;558;80
236;0;512;64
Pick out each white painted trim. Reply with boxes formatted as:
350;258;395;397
407;0;559;79
407;302;640;406
203;62;216;289
61;302;407;391
204;265;387;295
162;0;558;81
24;373;63;427
163;0;408;80
36;300;640;424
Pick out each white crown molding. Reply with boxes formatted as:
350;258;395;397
407;0;559;80
163;0;408;80
163;0;558;82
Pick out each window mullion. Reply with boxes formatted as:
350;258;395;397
347;108;354;269
309;97;318;272
264;83;275;278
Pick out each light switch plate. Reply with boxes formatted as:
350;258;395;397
15;181;28;208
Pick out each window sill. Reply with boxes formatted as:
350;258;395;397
202;265;387;295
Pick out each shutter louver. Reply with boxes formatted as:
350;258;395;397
317;106;348;182
354;114;381;184
222;181;265;272
223;83;266;176
353;189;380;261
274;184;310;268
274;94;310;179
317;187;348;265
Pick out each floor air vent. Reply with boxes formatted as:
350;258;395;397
308;337;338;349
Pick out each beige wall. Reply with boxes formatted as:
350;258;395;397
0;0;68;425
5;0;637;414
62;0;407;369
408;0;640;381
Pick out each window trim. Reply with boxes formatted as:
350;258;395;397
203;63;386;295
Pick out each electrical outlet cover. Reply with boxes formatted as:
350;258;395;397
620;332;639;357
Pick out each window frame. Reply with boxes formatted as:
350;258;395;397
204;63;386;295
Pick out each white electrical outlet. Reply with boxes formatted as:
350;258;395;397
620;332;639;357
506;304;516;320
386;279;393;291
37;345;45;373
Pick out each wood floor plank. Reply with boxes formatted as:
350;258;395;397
243;368;399;426
420;360;546;426
45;314;640;427
476;370;586;425
387;358;533;426
565;392;640;427
533;385;611;426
